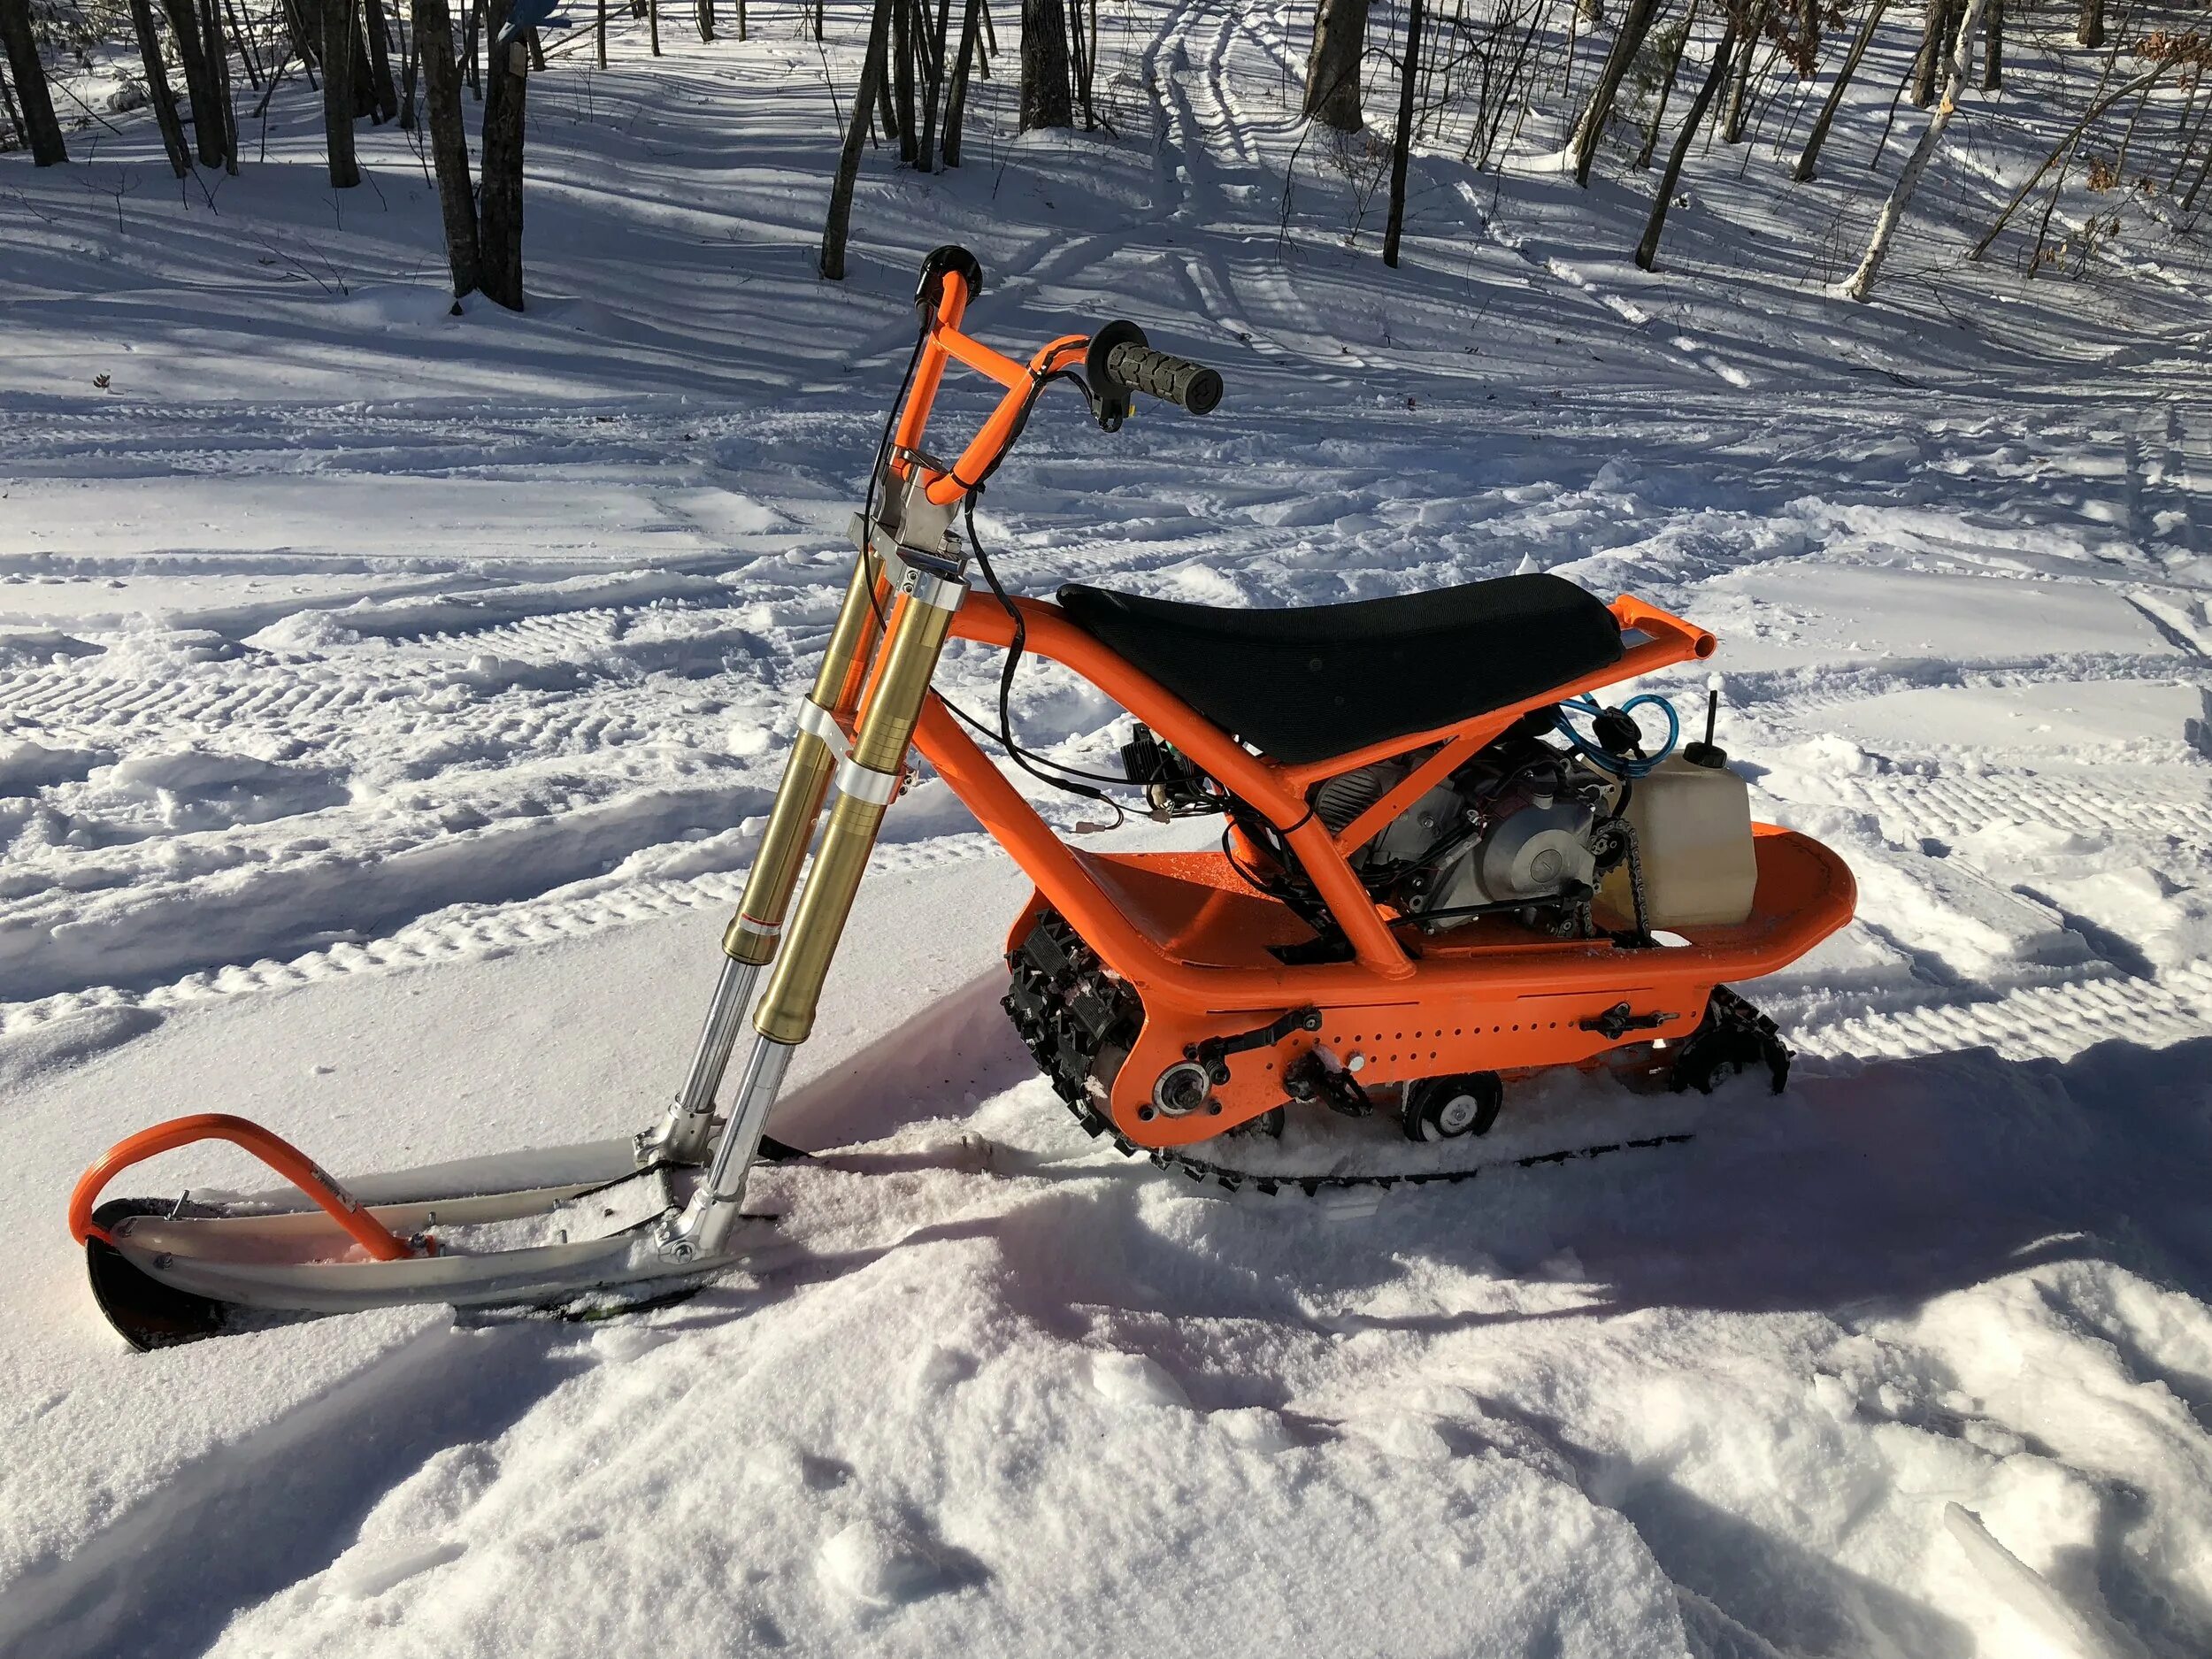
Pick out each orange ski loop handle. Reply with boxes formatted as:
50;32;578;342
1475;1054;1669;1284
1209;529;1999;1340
67;1112;418;1262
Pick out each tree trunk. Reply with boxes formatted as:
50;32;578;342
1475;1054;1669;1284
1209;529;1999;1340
198;0;239;170
363;0;398;118
2076;0;2101;49
1981;0;2000;88
893;0;915;158
227;0;264;86
595;0;605;64
821;0;892;279
1970;60;2174;255
285;0;319;66
350;0;379;114
161;0;227;161
1634;2;1694;167
318;0;360;183
1793;0;1886;180
0;0;64;164
0;58;25;150
942;0;979;161
648;0;658;54
1841;0;1986;298
415;0;478;296
942;0;978;162
478;5;527;309
1910;0;1945;106
1064;0;1083;121
1634;14;1737;269
695;0;713;41
1572;0;1661;184
128;0;194;175
1019;0;1071;129
1721;0;1763;141
1382;0;1422;265
1303;0;1367;130
918;0;949;166
398;2;419;122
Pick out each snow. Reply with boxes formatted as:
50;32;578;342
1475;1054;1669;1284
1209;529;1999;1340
4;3;2212;1655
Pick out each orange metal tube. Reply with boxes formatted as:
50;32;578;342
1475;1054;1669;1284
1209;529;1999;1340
922;336;1089;505
890;274;973;465
934;588;1751;998
934;323;1033;391
1333;728;1489;855
67;1113;416;1261
911;691;1854;1015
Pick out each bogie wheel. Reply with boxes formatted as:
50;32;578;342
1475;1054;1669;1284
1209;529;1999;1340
1401;1073;1503;1142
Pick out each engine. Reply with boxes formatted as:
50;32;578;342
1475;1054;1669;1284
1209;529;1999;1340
1312;729;1621;932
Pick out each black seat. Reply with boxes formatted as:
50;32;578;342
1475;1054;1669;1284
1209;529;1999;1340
1056;573;1623;765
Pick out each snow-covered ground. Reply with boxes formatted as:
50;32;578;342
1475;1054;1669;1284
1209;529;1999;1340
4;4;2212;1655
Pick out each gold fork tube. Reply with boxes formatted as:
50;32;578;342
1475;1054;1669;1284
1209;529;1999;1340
722;556;887;964
649;553;887;1164
752;592;959;1047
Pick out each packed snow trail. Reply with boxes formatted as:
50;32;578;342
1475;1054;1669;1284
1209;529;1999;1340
4;4;2212;1655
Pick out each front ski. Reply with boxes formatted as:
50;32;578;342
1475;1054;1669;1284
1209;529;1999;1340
73;1132;769;1351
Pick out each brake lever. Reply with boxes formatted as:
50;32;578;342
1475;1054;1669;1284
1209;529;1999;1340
1083;319;1149;433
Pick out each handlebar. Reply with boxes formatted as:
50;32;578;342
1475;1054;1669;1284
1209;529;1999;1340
887;249;1227;510
1102;343;1223;416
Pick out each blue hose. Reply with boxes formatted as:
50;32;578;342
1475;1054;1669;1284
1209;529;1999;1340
1557;693;1678;777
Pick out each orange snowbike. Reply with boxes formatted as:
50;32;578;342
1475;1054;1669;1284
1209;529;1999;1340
69;248;1855;1347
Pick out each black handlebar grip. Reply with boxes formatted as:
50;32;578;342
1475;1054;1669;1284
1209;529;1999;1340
1104;343;1224;415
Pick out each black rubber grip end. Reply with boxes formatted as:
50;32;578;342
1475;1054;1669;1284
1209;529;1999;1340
1104;342;1224;414
915;245;984;313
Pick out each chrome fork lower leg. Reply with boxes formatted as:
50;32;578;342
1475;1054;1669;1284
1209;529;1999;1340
638;956;763;1165
663;1036;794;1257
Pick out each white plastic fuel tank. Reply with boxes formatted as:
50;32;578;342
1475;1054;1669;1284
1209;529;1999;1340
1599;755;1758;929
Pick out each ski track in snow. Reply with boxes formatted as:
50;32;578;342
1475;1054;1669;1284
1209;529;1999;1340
4;3;2212;1656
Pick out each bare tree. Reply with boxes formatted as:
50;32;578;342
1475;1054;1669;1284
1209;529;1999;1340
821;0;893;277
1572;0;1663;183
161;0;229;162
127;0;194;175
893;0;915;158
0;0;63;164
1720;0;1763;141
1635;3;1695;167
942;0;980;162
1020;0;1071;128
1982;0;2000;88
364;0;399;119
317;0;361;182
918;0;951;166
1383;0;1424;265
414;0;478;296
478;0;528;308
1839;0;1987;298
201;0;241;170
1909;0;1939;105
1635;8;1740;268
1793;0;1887;180
1304;0;1368;129
1970;55;2182;257
2078;0;2102;50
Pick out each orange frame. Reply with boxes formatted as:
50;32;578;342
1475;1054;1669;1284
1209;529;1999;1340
856;276;1856;1146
